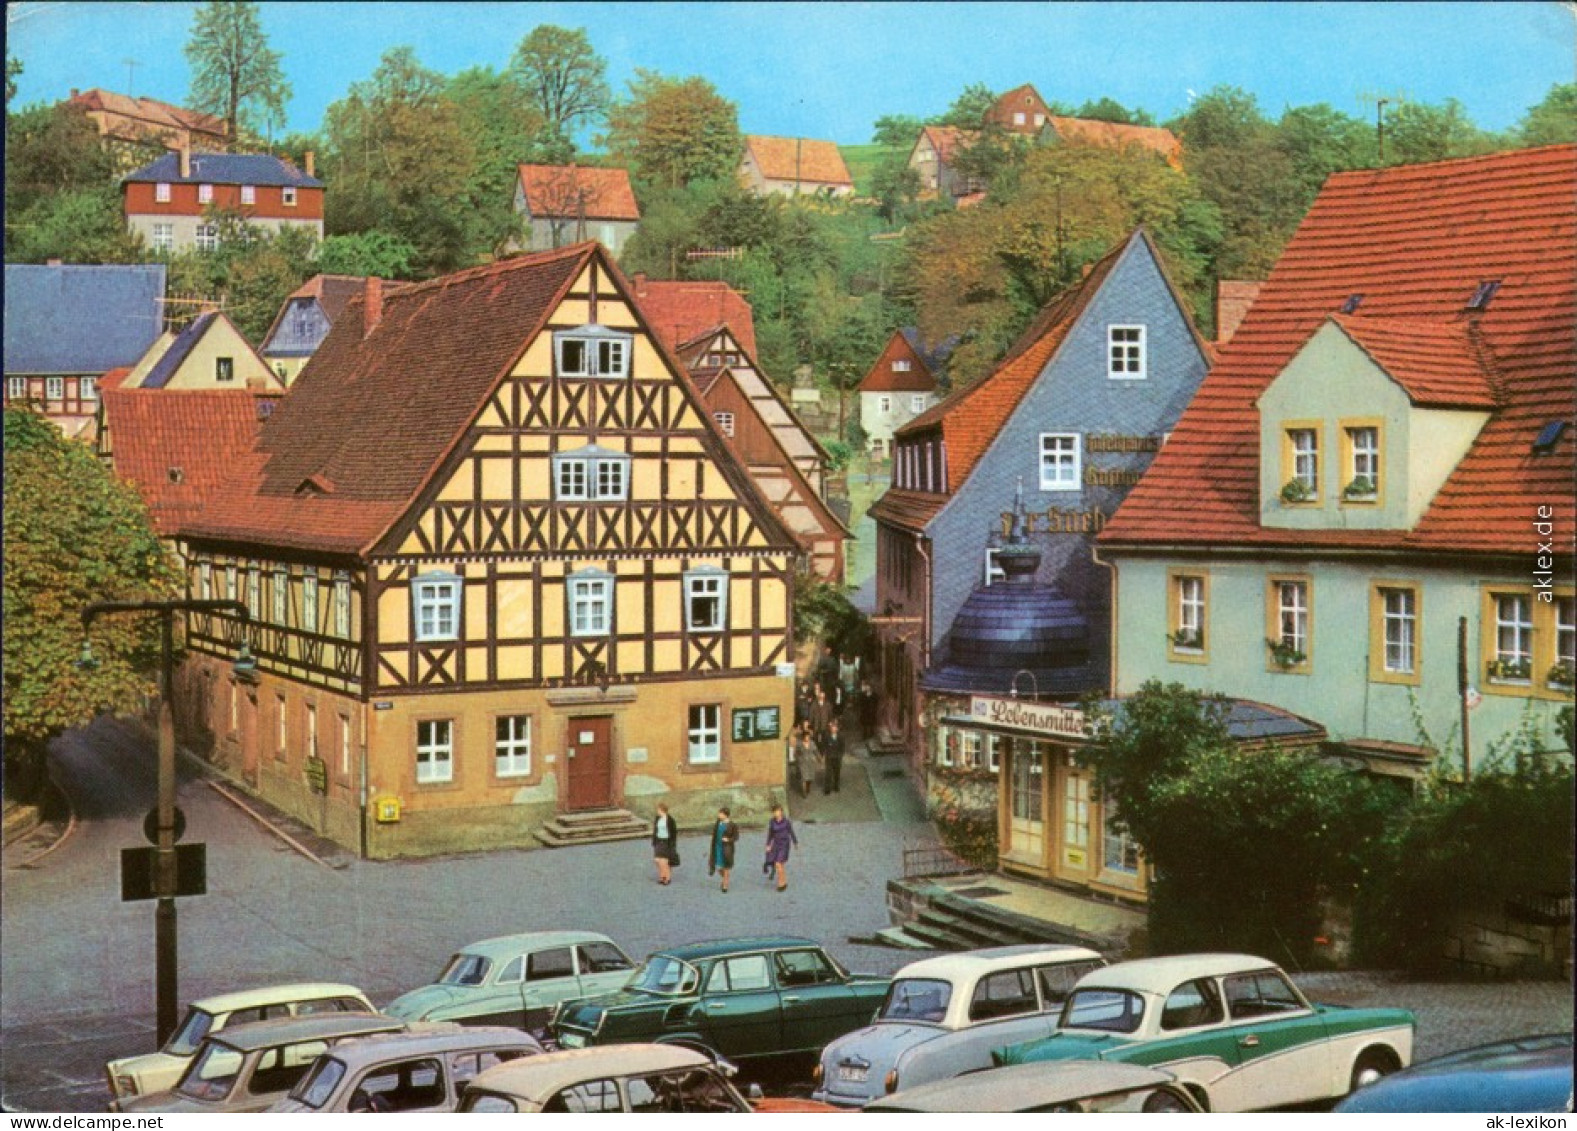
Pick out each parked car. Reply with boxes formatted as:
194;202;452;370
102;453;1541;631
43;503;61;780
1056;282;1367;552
384;930;634;1034
812;943;1105;1107
457;1044;834;1113
550;936;889;1064
1335;1033;1573;1113
114;1013;405;1114
273;1026;542;1113
867;1060;1204;1113
105;982;374;1105
994;953;1415;1112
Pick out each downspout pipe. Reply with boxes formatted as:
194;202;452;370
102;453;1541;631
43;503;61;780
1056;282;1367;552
1090;545;1119;697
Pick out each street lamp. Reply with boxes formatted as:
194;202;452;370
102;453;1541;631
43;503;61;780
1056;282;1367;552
80;598;250;1046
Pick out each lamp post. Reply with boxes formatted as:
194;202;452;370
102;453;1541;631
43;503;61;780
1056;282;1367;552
81;598;251;1046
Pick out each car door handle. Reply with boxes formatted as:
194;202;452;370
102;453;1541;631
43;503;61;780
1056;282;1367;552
783;995;801;1003
1239;1035;1260;1048
708;1002;727;1010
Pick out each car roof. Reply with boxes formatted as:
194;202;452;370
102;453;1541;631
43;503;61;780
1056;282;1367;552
895;944;1103;981
189;983;370;1014
455;931;618;960
1074;954;1274;995
322;1026;537;1068
870;1061;1183;1112
654;936;819;962
467;1045;711;1100
210;1013;402;1052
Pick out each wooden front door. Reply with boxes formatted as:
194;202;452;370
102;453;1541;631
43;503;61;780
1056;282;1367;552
565;716;613;810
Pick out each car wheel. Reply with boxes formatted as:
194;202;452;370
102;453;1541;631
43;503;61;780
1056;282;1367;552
1142;1088;1194;1113
1349;1050;1396;1092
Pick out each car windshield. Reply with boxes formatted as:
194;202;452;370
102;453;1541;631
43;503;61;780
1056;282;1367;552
1059;989;1147;1034
879;979;953;1023
175;1041;245;1102
438;953;492;987
288;1055;347;1109
629;955;700;996
164;1008;216;1056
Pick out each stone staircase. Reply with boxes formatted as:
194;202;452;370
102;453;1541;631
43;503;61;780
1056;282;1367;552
877;882;1119;954
534;808;649;848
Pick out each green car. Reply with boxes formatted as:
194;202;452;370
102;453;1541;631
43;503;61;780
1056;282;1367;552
550;936;890;1064
994;954;1415;1112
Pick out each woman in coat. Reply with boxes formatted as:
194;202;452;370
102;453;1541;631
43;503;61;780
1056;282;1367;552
764;804;798;892
708;807;739;893
651;802;678;886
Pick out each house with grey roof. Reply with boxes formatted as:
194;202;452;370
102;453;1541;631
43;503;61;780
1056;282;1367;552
123;150;323;253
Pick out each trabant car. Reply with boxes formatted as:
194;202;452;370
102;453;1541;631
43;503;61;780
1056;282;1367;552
550;936;889;1063
105;981;374;1105
114;1013;404;1114
867;1060;1203;1113
812;943;1105;1106
273;1026;541;1112
384;930;634;1034
994;953;1415;1112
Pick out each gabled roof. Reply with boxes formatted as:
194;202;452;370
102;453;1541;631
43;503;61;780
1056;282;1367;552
140;310;278;389
743;135;853;186
123;151;322;188
517;165;640;222
260;275;403;354
911;125;975;166
1104;145;1576;557
3;263;166;375
987;84;1052;129
67;88;227;142
630;278;758;357
1327;314;1498;409
858;330;943;393
1045;116;1183;167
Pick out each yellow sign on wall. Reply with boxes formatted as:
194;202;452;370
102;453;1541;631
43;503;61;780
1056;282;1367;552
375;797;401;823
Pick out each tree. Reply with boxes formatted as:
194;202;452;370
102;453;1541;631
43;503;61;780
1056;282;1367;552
1518;83;1577;147
4;102;140;262
6;55;20;107
603;70;742;189
160;209;317;341
446;66;544;253
1276;103;1375;210
319;230;418;278
872;113;923;147
1382;98;1499;165
932;83;996;129
870;157;921;224
1075;96;1155;126
184;1;291;142
2;409;182;803
508;25;610;155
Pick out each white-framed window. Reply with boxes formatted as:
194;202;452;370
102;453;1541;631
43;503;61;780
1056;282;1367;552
1381;587;1416;674
688;704;722;764
45;377;65;401
216;357;234;382
1175;575;1205;651
986;734;1002;774
276;694;288;753
939;728;955;767
1348;426;1379;487
1289;428;1319;494
1108;325;1146;379
1034;113;1046;127
910;394;926;413
713;411;735;437
306;703;318;762
197;183;214;204
553;449;629;501
1013;111;1026;125
195;223;219;252
272;567;288;624
985;548;1006;586
339;714;351;777
1039;433;1081;490
79;376;97;401
413;573;462;641
282;186;297;207
878;395;892;413
1557;597;1575;677
240;184;255;205
1493;594;1533;678
495;715;532;777
568;572;612;636
1275;579;1309;660
333;572;351;637
960;731;983;770
226;564;238;601
154;181;172;203
554;326;633;379
246;565;261;617
893;358;911;372
684;569;728;632
151;222;174;252
416;719;454;784
199;562;213;600
6;376;26;401
302;574;318;633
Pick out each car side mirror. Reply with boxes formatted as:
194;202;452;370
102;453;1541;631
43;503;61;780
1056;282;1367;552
747;1083;764;1102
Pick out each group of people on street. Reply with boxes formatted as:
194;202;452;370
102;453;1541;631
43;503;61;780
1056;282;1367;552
649;802;798;893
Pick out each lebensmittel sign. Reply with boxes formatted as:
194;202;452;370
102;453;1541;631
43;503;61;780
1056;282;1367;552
969;696;1087;740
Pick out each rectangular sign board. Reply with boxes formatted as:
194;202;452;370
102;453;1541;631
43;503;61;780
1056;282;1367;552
121;844;207;902
731;706;781;743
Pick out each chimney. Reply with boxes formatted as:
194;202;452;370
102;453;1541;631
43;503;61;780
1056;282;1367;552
46;258;63;267
179;141;191;180
363;277;384;337
633;272;648;294
303;150;315;178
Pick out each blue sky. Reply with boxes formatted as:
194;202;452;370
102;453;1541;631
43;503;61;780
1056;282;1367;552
7;2;1573;143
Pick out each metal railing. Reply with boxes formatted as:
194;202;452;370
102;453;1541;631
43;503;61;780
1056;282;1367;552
902;840;976;881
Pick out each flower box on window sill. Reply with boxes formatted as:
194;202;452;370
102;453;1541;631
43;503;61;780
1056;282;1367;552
1280;478;1315;505
1486;658;1532;683
1342;476;1377;502
1266;639;1308;669
1169;629;1203;652
1547;661;1575;688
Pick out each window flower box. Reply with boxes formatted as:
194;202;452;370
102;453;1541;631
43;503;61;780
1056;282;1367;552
1267;638;1307;668
1280;478;1314;505
1547;660;1575;688
1342;476;1377;501
1170;628;1203;651
1486;657;1532;683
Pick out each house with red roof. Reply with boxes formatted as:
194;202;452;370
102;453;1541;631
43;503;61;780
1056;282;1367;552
172;242;799;857
739;135;854;198
514;165;641;255
858;329;950;459
907;125;983;201
868;229;1211;899
67;87;229;156
986;84;1056;135
1101;145;1576;782
261;275;404;384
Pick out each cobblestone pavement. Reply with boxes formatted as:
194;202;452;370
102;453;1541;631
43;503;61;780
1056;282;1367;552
1;717;1570;1111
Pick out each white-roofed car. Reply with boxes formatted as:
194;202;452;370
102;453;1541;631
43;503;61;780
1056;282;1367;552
867;1060;1204;1112
994;953;1416;1112
105;981;373;1107
811;943;1105;1107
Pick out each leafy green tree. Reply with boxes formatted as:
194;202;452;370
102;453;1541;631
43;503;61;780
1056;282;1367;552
1518;83;1577;147
1382;98;1499;164
446;65;542;253
183;1;291;142
603;70;742;189
872;113;923;147
2;409;182;803
932;83;996;129
1075;96;1155;126
160;209;317;341
5;55;20;107
4;102;141;262
1275;103;1375;210
508;25;610;155
870;157;921;223
8;188;145;264
318;230;418;278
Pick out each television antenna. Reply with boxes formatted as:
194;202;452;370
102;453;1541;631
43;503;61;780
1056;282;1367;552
1356;89;1410;163
123;56;139;91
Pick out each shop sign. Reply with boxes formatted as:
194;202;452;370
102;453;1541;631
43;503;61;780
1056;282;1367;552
969;696;1087;740
732;706;781;742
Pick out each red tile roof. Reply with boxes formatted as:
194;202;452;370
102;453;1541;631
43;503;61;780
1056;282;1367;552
630;278;758;357
986;84;1053;132
261;275;405;353
1045;116;1183;168
517;165;641;222
1330;314;1498;409
68;87;227;145
914;125;974;166
1103;145;1577;557
858;331;941;393
744;136;853;186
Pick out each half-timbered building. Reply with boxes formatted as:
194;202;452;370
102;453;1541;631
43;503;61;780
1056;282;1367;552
176;242;800;857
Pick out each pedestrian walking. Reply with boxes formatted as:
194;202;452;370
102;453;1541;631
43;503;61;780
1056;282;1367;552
808;684;834;742
793;723;818;798
858;676;877;739
650;802;678;886
816;644;840;699
708;807;739;893
820;718;845;794
764;804;798;892
838;653;860;716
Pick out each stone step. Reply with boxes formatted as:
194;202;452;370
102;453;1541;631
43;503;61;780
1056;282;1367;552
929;892;1105;951
898;920;976;951
534;824;650;849
872;926;940;951
555;808;645;827
915;906;1015;949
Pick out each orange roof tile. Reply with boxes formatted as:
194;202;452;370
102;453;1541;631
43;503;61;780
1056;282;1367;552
68;87;227;143
1103;145;1577;557
1045;116;1183;167
517;165;641;222
858;331;941;394
914;125;975;166
630;278;758;357
744;136;853;186
1330;314;1498;409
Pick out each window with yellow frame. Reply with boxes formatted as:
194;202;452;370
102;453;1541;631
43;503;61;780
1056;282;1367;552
1481;586;1574;700
1167;570;1209;663
1368;582;1421;686
1278;422;1322;506
1339;418;1383;506
1265;575;1312;673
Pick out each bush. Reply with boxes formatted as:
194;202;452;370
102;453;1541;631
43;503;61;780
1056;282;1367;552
792;573;871;659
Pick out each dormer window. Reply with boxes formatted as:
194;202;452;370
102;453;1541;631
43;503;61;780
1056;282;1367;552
1107;326;1146;379
555;325;632;379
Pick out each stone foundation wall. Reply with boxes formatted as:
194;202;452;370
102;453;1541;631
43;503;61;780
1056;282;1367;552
1445;907;1571;978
